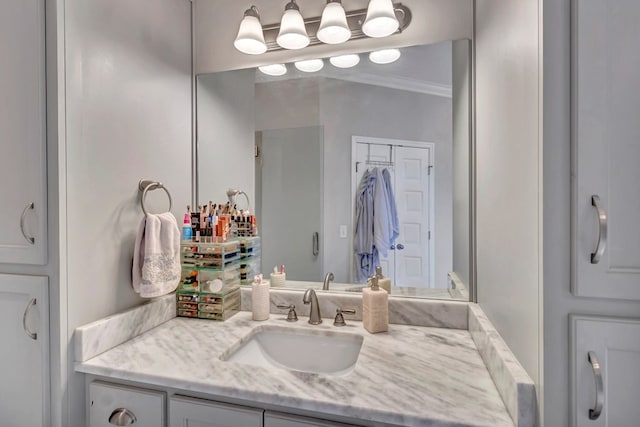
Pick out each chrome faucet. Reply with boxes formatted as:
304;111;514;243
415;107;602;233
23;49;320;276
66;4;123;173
302;288;322;325
322;272;334;290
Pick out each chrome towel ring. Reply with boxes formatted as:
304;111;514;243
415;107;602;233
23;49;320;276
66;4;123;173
138;179;173;215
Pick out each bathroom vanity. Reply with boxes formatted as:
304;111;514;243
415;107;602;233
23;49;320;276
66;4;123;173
75;294;534;427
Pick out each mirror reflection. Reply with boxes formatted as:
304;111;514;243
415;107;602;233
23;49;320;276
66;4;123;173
197;40;471;300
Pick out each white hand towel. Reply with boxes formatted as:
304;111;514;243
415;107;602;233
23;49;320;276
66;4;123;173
132;212;181;298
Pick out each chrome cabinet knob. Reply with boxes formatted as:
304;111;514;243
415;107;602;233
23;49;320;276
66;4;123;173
109;408;137;425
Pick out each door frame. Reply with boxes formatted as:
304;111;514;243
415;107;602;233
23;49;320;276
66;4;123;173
350;136;435;286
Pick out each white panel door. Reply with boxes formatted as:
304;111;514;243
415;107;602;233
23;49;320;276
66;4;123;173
394;146;432;288
0;274;49;427
571;315;640;427
89;382;165;427
264;411;360;427
169;395;263;427
572;0;640;300
258;127;323;282
0;0;47;264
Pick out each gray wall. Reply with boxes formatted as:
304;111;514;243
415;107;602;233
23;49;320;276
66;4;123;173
542;0;640;425
451;40;470;286
194;0;473;74
475;0;542;395
62;0;192;425
254;78;453;284
198;70;256;206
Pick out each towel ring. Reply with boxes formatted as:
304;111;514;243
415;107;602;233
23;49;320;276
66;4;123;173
138;179;172;215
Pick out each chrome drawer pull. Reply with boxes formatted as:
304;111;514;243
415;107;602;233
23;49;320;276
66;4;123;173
588;351;604;420
20;202;35;245
109;408;137;425
22;298;37;340
590;195;607;264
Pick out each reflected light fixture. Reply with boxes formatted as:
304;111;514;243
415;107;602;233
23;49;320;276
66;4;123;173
276;0;310;50
233;6;267;55
362;0;400;38
317;0;352;45
329;54;360;68
258;63;287;76
369;48;401;64
294;59;324;73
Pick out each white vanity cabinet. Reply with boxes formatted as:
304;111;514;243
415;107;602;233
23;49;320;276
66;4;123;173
89;382;166;427
169;395;263;427
264;411;360;427
572;0;640;301
0;274;49;427
0;0;48;265
571;316;640;427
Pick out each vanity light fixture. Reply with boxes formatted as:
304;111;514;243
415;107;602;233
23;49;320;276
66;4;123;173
294;58;324;72
234;6;267;55
317;0;351;45
369;48;401;64
329;54;360;68
258;63;288;76
233;2;411;55
276;0;310;50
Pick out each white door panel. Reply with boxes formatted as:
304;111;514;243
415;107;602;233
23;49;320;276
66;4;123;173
572;315;640;427
573;0;640;300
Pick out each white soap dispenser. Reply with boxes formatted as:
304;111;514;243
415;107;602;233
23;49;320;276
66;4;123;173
362;275;389;334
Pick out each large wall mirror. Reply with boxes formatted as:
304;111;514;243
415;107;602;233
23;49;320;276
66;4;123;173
195;37;473;301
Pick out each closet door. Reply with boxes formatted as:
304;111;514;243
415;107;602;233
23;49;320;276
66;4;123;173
0;0;47;265
572;0;640;300
571;315;640;426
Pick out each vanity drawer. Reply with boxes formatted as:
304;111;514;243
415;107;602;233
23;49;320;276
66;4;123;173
265;410;361;427
89;381;165;427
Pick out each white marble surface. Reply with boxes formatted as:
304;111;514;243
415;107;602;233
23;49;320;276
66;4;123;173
75;293;176;362
469;304;536;427
76;312;514;427
241;288;469;329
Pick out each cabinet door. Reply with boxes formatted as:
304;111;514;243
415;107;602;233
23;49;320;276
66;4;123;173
89;381;165;427
169;395;263;427
265;411;360;427
0;274;49;427
0;0;47;265
572;0;640;300
571;315;640;427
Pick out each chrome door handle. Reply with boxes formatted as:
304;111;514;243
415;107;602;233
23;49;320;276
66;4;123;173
20;202;35;245
396;243;405;250
590;195;607;264
312;232;319;256
587;351;604;420
22;298;37;340
109;408;137;425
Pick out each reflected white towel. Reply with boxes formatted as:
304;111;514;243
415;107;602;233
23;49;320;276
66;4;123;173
132;212;181;298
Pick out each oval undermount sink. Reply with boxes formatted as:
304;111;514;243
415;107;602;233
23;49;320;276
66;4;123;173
221;327;363;376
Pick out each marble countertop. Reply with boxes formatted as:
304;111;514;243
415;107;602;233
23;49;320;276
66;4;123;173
76;312;514;427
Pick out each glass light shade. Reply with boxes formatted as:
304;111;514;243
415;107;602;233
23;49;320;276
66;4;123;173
234;15;267;55
317;2;351;44
329;54;360;68
369;48;401;64
276;8;310;49
362;0;399;38
294;59;324;73
258;64;287;76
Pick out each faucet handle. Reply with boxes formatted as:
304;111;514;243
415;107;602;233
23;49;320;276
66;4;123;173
277;304;298;322
333;308;356;327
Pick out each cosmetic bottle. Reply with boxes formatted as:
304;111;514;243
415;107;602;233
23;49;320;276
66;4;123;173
182;213;192;241
251;274;270;321
375;266;391;293
362;276;388;334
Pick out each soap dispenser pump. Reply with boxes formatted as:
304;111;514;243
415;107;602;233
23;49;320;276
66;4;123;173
375;266;391;293
362;275;388;334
